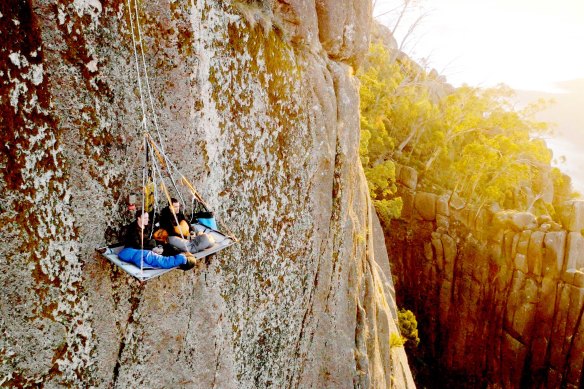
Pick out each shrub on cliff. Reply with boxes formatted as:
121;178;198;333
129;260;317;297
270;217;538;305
397;308;420;349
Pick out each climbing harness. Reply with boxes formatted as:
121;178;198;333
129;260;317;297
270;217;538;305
97;0;236;281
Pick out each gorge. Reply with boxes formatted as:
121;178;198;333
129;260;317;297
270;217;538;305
386;165;584;388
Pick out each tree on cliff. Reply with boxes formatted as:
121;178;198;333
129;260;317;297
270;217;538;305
359;43;404;222
358;41;575;220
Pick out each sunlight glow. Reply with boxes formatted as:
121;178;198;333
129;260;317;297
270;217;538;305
374;0;584;193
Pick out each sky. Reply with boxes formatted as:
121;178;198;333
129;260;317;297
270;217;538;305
373;0;584;92
373;0;584;193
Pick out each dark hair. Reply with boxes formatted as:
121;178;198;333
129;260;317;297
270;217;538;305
135;209;147;219
170;198;179;204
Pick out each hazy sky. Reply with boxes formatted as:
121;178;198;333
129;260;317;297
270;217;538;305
373;0;584;92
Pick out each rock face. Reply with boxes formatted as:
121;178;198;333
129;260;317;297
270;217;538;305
386;169;584;388
0;0;416;387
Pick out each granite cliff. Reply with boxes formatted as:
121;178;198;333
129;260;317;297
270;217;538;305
386;166;584;388
0;0;414;387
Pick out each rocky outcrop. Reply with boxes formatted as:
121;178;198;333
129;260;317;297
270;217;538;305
0;0;414;387
385;167;584;388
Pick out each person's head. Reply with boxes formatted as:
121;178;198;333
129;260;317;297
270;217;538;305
170;198;180;214
135;209;149;228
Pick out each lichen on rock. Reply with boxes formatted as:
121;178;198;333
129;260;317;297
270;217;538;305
1;0;413;387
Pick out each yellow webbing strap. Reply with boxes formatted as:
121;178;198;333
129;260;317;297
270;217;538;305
145;133;167;170
143;179;155;212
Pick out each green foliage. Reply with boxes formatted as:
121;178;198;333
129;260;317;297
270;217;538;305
397;308;420;349
365;160;397;199
357;42;576;220
358;43;403;220
374;197;403;225
390;332;406;348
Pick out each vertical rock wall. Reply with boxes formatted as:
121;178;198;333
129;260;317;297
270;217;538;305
0;0;414;387
387;166;584;388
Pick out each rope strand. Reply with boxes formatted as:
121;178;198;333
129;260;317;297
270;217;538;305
140;135;147;275
127;0;149;135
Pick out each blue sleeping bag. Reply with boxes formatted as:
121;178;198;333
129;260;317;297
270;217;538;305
119;247;186;269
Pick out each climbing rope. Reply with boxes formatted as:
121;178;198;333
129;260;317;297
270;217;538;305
111;140;145;213
123;0;237;251
147;144;159;240
126;0;149;135
140;136;148;274
132;0;167;155
147;136;188;240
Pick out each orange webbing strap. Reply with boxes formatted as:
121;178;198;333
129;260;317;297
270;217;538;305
146;133;188;207
180;176;206;206
145;133;167;170
146;133;238;242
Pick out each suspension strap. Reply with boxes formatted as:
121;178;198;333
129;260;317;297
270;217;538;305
123;0;237;247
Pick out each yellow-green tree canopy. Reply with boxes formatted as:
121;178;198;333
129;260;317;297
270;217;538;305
358;42;574;220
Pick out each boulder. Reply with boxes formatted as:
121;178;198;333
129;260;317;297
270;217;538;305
398;165;418;189
315;0;372;64
414;192;437;221
371;22;398;51
493;211;537;231
449;194;466;210
436;195;450;216
511;212;538;230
